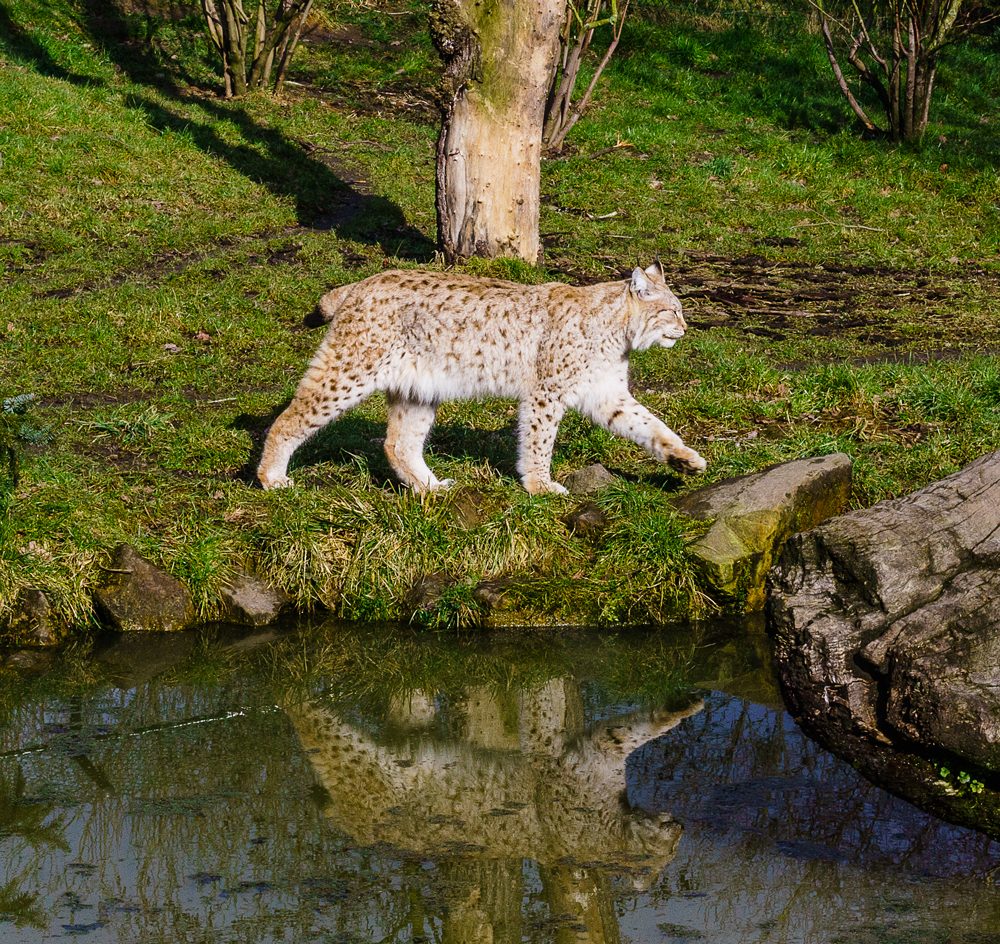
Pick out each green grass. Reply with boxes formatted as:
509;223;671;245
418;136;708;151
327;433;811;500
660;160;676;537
2;0;1000;639
543;13;1000;268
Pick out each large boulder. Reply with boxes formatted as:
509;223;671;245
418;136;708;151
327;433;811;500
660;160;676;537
769;448;1000;772
93;544;196;633
673;453;852;610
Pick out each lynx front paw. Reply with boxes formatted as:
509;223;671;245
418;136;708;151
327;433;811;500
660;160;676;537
413;477;456;495
667;448;706;475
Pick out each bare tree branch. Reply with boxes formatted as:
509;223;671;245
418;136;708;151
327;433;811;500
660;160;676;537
543;0;630;155
274;0;315;96
820;18;879;132
811;0;992;143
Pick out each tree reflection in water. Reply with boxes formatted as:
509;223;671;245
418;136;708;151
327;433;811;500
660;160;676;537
0;767;66;929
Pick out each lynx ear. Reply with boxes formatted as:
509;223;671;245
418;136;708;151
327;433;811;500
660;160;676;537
644;256;665;280
631;266;655;298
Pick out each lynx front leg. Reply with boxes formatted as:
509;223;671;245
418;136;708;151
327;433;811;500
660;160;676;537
517;394;569;495
384;393;452;493
257;368;374;490
588;393;706;474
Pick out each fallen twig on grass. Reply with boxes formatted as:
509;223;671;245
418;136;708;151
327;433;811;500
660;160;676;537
546;139;634;163
792;217;885;232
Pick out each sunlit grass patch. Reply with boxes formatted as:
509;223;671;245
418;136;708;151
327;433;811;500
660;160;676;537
3;0;1000;637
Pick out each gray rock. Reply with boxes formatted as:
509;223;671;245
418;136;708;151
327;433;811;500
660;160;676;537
561;463;617;495
5;588;60;646
220;567;292;626
2;649;56;673
93;544;195;633
221;630;282;654
404;573;456;616
769;448;1000;771
673;453;852;610
473;578;515;609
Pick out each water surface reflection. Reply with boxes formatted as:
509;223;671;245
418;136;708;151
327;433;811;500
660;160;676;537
0;619;996;943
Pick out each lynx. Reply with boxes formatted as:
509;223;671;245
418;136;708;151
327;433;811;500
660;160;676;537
257;261;706;494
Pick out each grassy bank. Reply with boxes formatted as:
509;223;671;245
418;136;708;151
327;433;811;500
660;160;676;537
2;0;1000;639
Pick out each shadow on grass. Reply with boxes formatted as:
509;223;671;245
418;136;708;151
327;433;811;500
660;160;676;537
0;1;105;86
124;92;435;258
231;407;524;488
232;404;690;493
231;408;403;488
230;405;282;485
46;0;436;258
294;417;522;486
75;0;215;90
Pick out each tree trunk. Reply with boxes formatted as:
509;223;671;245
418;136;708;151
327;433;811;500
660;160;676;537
431;0;566;265
201;0;311;98
220;0;249;97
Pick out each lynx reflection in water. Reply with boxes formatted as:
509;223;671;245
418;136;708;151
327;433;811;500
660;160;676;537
285;679;702;943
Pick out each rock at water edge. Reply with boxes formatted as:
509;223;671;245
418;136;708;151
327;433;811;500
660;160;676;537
93;544;195;633
674;453;852;610
769;448;1000;771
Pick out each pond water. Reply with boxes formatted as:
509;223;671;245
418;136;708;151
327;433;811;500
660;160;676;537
0;618;998;944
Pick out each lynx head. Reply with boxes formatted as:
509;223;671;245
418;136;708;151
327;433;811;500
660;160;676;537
627;259;687;351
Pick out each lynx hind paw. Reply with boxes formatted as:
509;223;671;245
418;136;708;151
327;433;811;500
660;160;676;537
259;473;295;490
523;478;569;496
667;449;707;475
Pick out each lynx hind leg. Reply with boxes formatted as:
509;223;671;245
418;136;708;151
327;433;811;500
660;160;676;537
589;393;706;474
257;358;376;490
516;394;569;495
384;393;453;493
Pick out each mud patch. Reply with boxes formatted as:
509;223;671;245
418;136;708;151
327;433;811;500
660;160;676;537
547;248;993;357
41;390;152;409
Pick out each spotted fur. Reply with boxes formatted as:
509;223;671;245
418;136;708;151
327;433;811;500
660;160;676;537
257;261;706;494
